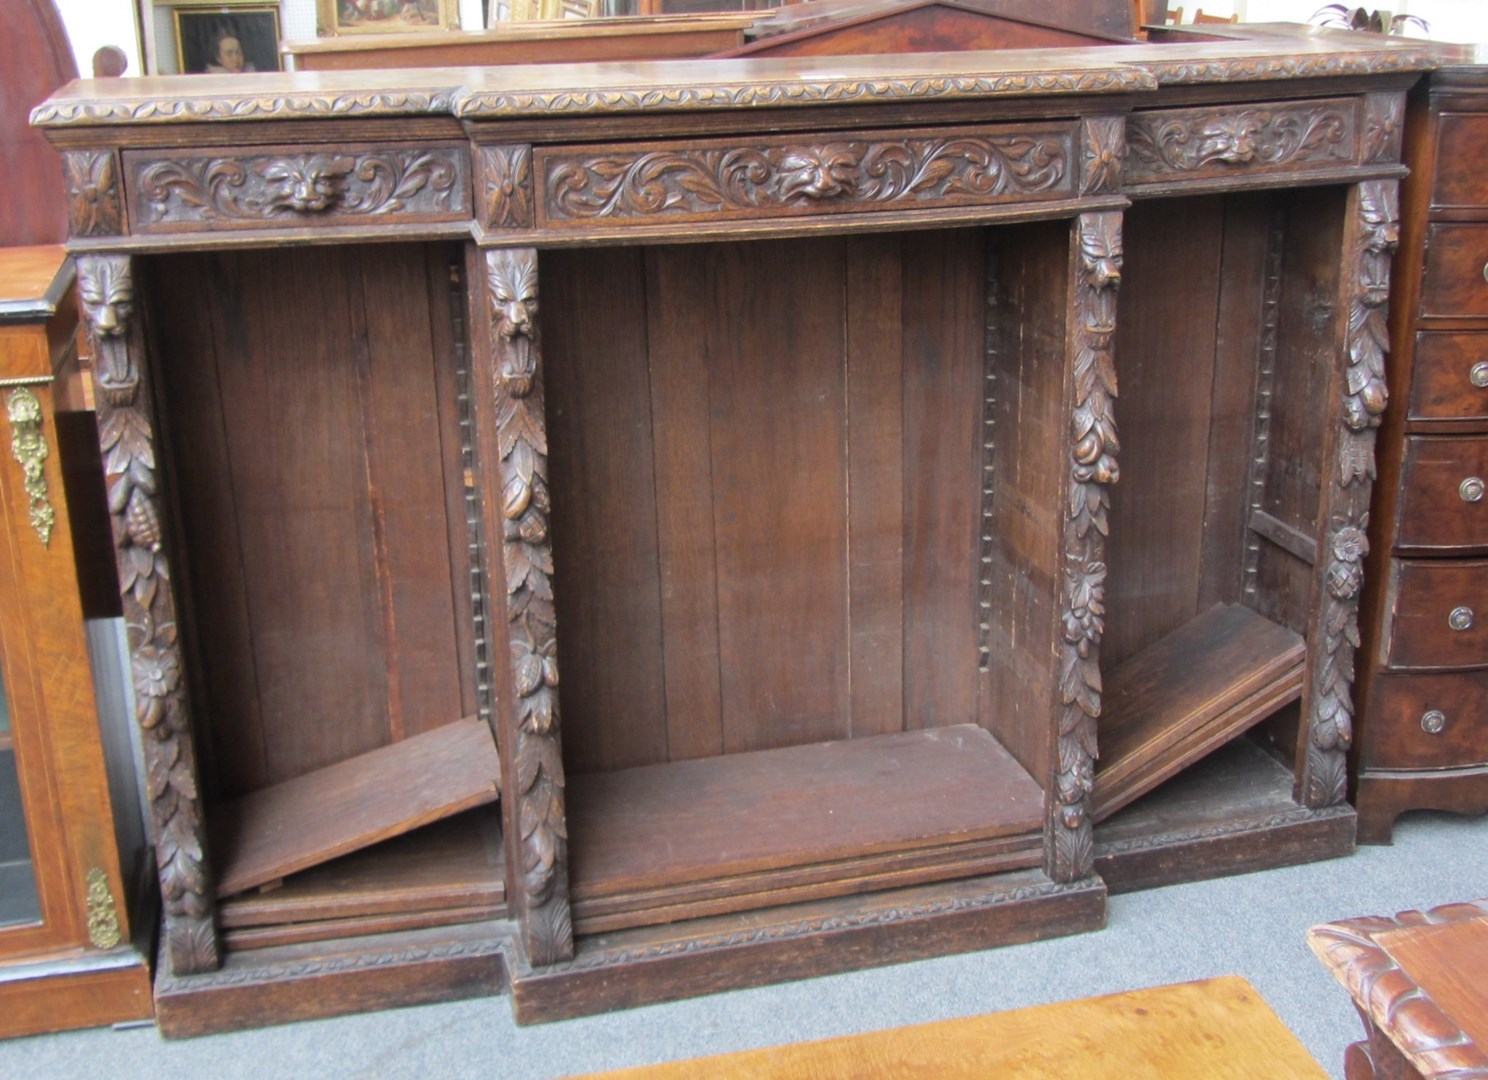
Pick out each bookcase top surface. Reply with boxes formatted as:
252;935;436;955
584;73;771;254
32;25;1437;129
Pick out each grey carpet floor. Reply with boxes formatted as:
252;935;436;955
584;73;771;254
1;809;1482;1079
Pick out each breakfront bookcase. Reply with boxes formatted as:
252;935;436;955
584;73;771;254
34;21;1434;1034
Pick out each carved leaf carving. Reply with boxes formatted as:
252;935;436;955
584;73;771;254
482;145;534;230
63;150;123;236
77;254;218;976
545;132;1070;222
1127;103;1353;181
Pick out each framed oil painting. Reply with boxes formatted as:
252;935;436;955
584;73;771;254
173;4;283;74
316;0;460;34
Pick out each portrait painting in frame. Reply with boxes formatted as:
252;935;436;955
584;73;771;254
173;4;283;74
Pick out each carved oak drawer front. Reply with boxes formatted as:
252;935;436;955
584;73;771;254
1363;671;1488;769
1125;97;1357;185
1420;224;1488;318
1383;559;1488;671
1409;333;1488;422
535;123;1077;230
123;143;472;234
1396;435;1488;550
1434;114;1488;210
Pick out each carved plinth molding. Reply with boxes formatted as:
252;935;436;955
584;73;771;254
542;130;1072;225
1302;180;1398;808
129;147;468;230
484;247;573;967
1053;211;1122;883
77;253;219;975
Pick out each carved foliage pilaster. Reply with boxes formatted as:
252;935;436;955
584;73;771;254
486;248;572;965
480;145;534;231
63;150;123;237
78;254;219;974
1054;211;1122;881
1305;180;1397;807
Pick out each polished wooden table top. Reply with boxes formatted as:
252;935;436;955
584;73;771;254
1310;898;1488;1080
575;975;1327;1078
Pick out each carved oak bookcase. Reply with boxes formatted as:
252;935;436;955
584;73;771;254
34;24;1433;1034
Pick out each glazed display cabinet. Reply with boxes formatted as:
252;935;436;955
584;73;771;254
33;22;1434;1033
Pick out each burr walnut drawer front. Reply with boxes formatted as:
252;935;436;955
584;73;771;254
122;144;473;234
1382;560;1488;671
532;123;1080;230
1434;113;1488;210
1420;224;1488;318
1363;671;1488;769
1123;97;1358;186
1395;435;1488;550
1408;333;1488;422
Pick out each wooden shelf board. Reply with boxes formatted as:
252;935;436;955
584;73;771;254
223;904;500;953
218;809;504;930
210;718;500;898
568;724;1044;914
1092;604;1305;823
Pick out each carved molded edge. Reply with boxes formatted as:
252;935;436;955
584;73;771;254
1308;898;1488;1079
1052;211;1122;883
77;253;220;977
31;89;459;127
528;877;1102;975
484;248;573;968
63;149;124;237
126;146;470;232
1126;99;1356;184
1242;208;1286;604
1301;180;1397;809
1140;49;1438;87
538;128;1075;226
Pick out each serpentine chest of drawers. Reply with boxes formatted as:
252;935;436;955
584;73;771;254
1354;57;1488;843
33;23;1436;1034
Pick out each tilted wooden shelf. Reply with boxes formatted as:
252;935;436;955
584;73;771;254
217;811;505;952
567;725;1045;933
209;718;501;898
1092;604;1306;823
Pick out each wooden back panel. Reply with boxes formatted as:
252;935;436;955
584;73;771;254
144;243;475;800
545;231;986;774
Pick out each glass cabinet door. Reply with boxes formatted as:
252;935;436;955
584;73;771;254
0;665;40;929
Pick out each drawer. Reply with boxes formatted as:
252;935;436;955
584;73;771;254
1421;224;1488;318
1408;333;1488;422
123;143;473;234
1382;559;1488;670
535;123;1080;230
1433;114;1488;210
1125;97;1357;186
1396;435;1488;550
1363;671;1488;770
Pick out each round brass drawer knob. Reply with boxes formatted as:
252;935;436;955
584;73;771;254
1422;709;1447;735
1474;362;1488;389
1450;606;1475;631
1462;477;1486;503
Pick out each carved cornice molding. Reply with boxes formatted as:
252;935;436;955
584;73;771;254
1140;49;1438;86
487;248;573;968
543;132;1071;224
1309;899;1488;1079
31;90;457;127
77;253;219;976
458;71;1151;119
